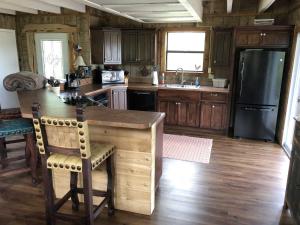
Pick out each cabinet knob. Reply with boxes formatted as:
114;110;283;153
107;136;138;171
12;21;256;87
214;60;217;64
212;105;215;108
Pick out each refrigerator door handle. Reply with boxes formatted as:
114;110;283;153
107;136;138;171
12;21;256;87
242;106;274;112
239;59;245;97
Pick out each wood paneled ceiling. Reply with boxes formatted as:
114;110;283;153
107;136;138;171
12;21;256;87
0;0;286;23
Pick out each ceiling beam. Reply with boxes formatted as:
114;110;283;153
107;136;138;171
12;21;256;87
227;0;233;13
85;0;144;23
2;0;61;14
258;0;276;13
178;0;202;22
0;8;16;15
39;0;86;13
102;3;183;8
0;2;37;14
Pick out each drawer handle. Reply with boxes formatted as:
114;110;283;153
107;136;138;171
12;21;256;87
211;93;218;97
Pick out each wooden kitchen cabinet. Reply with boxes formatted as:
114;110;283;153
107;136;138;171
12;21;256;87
235;26;292;48
122;29;156;64
158;100;178;125
212;28;233;68
200;102;227;130
112;88;127;110
90;29;122;65
177;102;199;127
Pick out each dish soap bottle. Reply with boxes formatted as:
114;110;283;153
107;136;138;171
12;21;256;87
195;77;200;87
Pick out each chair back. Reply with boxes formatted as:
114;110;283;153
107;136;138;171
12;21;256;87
32;103;91;159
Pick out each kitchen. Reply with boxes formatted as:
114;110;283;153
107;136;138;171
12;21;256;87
0;0;299;225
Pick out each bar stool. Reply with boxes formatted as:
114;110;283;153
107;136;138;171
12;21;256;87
32;103;115;225
0;106;38;184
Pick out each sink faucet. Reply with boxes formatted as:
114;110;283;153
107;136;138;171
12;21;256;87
175;68;185;85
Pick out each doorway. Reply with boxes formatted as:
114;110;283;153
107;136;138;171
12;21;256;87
35;33;69;79
0;29;20;109
283;33;300;156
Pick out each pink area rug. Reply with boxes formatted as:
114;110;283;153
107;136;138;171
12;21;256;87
163;134;213;163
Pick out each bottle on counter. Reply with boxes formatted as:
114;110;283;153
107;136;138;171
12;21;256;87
195;77;200;87
161;73;165;85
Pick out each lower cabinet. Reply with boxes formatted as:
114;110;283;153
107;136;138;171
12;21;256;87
112;89;127;110
157;90;229;132
200;102;227;130
158;100;199;127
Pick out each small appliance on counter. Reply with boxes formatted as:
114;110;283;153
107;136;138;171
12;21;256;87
93;67;125;85
65;73;80;89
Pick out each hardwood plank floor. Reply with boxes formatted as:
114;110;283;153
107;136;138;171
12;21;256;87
0;134;294;225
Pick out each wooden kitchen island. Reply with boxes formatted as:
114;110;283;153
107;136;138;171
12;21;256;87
17;87;165;215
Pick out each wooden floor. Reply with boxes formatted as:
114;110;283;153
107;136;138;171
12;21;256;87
0;134;295;225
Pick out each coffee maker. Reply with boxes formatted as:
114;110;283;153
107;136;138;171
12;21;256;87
65;73;80;89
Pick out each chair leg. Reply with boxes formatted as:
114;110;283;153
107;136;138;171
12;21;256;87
24;134;31;166
24;133;38;184
0;137;7;169
70;172;79;211
106;155;115;216
82;159;94;225
41;155;56;225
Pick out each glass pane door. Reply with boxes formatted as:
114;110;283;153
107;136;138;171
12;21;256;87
35;33;69;80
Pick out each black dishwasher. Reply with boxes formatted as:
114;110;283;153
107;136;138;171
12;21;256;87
127;90;156;111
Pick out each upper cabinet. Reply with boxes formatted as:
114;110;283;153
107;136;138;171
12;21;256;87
235;26;293;48
91;29;122;65
212;28;233;68
122;29;156;65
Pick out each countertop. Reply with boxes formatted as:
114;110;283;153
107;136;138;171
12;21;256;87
18;88;164;129
77;83;230;95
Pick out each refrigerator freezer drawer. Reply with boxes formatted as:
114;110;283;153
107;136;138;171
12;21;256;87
233;105;278;141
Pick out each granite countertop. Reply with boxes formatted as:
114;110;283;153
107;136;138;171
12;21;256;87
17;88;164;129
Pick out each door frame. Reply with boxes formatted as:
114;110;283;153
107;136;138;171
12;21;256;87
283;32;300;156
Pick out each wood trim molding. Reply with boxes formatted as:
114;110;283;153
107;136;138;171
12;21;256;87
22;24;78;33
158;27;211;76
22;24;77;73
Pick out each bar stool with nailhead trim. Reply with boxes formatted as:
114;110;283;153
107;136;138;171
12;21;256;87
32;103;115;225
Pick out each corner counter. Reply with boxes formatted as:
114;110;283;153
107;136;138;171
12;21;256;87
17;87;165;215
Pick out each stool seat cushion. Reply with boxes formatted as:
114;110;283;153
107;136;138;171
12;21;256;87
47;143;114;172
0;118;33;138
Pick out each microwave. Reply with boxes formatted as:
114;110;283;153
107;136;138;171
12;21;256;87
101;70;125;85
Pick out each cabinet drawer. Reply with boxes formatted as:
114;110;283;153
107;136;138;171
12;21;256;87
158;90;199;102
201;92;227;102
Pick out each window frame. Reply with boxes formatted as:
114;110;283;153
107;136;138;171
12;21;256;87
166;31;206;72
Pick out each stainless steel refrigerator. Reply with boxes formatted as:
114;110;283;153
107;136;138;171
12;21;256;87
233;49;286;141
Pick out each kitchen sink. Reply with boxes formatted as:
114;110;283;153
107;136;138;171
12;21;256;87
163;84;200;89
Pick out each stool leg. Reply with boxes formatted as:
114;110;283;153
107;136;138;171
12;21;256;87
24;133;38;184
82;159;94;225
70;172;79;211
106;155;115;216
41;156;56;225
0;137;7;169
24;134;31;166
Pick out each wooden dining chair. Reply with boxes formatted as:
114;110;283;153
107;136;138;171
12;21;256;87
32;103;115;225
0;105;38;184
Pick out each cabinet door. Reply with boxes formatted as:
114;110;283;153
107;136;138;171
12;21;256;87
212;29;232;67
138;31;155;64
158;100;177;125
200;103;212;129
90;29;104;64
200;103;227;130
113;89;127;110
261;31;290;47
110;31;122;63
177;102;199;127
211;104;227;130
236;31;261;47
122;31;138;63
104;31;112;63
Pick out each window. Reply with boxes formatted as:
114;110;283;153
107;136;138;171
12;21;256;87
35;33;69;80
166;32;206;72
